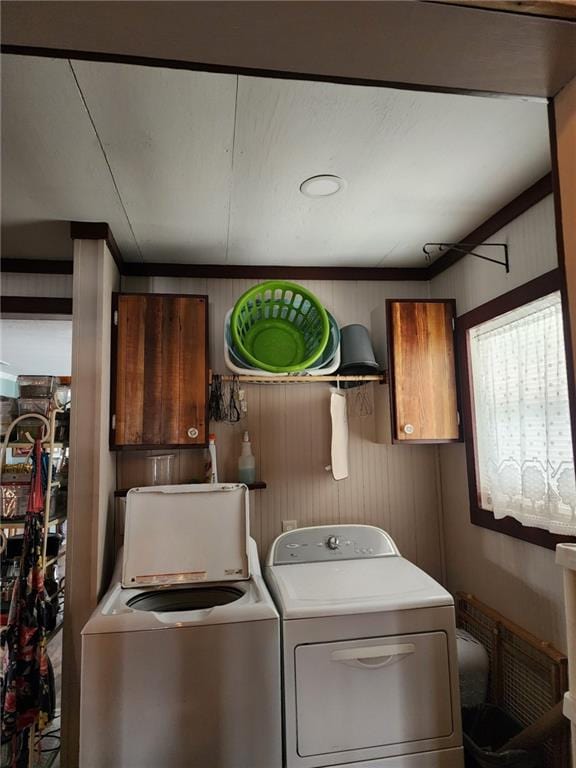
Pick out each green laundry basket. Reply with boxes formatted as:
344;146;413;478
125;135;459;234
230;281;330;373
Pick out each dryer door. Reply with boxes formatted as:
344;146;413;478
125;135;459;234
295;631;453;757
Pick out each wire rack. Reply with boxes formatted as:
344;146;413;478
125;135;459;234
456;592;570;768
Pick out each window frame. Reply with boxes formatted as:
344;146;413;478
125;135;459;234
457;268;576;550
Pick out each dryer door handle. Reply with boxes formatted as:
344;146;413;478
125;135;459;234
331;643;415;669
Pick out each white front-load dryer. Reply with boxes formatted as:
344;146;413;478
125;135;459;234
79;484;282;768
265;525;464;768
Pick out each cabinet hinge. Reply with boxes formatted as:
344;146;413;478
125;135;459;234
111;414;116;430
113;310;118;326
452;317;455;332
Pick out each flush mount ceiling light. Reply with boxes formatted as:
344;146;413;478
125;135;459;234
299;175;346;198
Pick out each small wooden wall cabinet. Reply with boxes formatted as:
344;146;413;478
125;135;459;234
111;293;208;448
386;299;461;443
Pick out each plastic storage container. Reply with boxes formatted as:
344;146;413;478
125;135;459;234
17;398;52;416
1;483;31;519
145;454;175;486
1;483;57;520
16;419;47;442
456;628;489;709
339;324;380;374
17;375;59;398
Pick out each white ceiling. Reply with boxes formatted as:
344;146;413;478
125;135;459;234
1;55;551;268
0;319;72;376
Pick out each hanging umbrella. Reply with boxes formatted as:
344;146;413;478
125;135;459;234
1;439;54;768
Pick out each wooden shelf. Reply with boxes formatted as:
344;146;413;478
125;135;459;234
216;373;386;385
115;482;267;497
7;442;65;450
0;514;67;531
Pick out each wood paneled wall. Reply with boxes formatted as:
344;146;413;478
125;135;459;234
118;275;444;579
430;194;568;651
1;271;73;298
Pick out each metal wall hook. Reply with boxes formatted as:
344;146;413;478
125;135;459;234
423;242;509;273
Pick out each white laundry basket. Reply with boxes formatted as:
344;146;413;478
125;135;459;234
223;309;341;376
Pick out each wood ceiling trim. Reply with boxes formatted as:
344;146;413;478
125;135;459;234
1;258;73;275
426;0;576;22
69;221;123;272
0;44;547;103
2;2;576;98
426;173;553;278
0;296;73;315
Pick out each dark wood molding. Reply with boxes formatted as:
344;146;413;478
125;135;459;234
69;221;123;273
457;268;561;329
426;0;576;22
548;100;576;483
0;44;542;101
457;268;576;551
0;258;73;275
3;0;576;99
427;173;553;278
0;296;73;315
469;506;576;550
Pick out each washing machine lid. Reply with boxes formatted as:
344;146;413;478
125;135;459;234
122;483;249;588
264;556;452;619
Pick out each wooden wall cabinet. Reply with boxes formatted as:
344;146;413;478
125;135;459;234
387;299;461;443
111;293;208;448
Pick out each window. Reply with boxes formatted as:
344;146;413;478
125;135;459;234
459;269;576;548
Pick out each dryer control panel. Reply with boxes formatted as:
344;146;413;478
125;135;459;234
268;525;399;565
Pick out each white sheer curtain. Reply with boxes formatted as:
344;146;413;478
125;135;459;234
469;290;576;536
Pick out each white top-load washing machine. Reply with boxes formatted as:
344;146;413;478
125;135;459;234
265;524;464;768
80;484;282;768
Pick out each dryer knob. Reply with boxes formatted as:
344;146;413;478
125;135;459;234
327;535;340;550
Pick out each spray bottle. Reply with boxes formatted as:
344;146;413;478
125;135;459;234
238;431;256;485
204;433;218;484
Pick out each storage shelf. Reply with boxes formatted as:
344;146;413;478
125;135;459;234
114;482;267;497
0;514;67;531
216;373;386;385
7;442;65;450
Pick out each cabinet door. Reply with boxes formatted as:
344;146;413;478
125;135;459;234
112;293;208;448
387;299;460;443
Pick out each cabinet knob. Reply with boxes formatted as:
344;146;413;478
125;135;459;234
187;427;199;439
403;424;415;435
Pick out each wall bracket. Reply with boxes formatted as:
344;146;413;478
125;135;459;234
423;242;509;273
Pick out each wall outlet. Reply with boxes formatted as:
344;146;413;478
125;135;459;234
282;519;298;532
